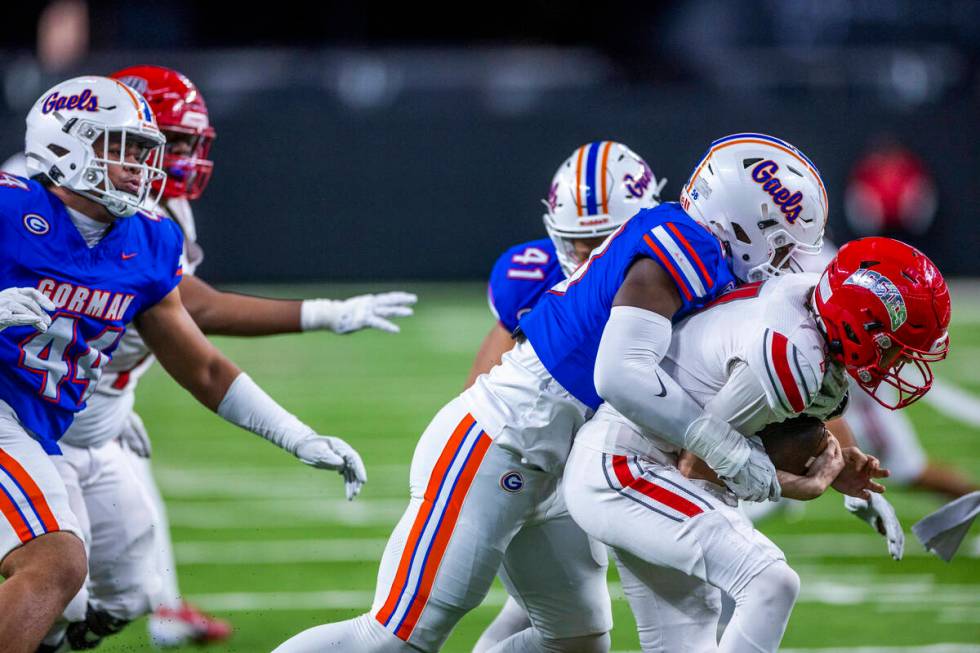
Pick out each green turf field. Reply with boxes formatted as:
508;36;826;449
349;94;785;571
99;282;980;653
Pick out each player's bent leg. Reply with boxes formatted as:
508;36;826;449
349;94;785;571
0;532;86;653
0;408;86;653
563;441;790;652
472;596;532;653
718;560;799;653
485;629;611;653
277;398;546;653
611;547;721;653
496;489;612;650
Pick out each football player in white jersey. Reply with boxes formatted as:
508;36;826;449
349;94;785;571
274;134;841;653
4;67;416;651
562;237;951;652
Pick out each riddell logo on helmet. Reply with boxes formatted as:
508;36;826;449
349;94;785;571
41;90;99;114
624;163;653;199
750;160;804;223
843;268;908;330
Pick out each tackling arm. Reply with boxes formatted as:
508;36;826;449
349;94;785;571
178;274;417;336
594;259;779;501
135;288;367;498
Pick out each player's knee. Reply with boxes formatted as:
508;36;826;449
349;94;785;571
3;532;87;603
752;561;800;610
543;632;611;653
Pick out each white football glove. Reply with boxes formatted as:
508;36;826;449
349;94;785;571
807;362;848;420
118;411;152;459
0;287;55;333
294;434;368;501
845;493;905;560
301;292;417;334
721;436;781;503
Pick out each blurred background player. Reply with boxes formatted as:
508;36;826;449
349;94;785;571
467;141;664;651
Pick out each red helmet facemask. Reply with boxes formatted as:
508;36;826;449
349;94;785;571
109;65;215;201
814;237;950;409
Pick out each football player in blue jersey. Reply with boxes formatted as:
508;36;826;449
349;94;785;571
466;142;664;388
0;76;368;653
275;133;831;653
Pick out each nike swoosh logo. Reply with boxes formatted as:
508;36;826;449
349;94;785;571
653;371;667;398
121;252;138;260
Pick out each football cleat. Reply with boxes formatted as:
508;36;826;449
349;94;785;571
148;602;233;648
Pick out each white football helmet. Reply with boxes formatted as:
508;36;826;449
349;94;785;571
25;76;167;217
543;141;665;275
680;133;827;283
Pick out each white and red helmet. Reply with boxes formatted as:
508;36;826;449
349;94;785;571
681;133;828;283
25;76;167;217
544;141;665;275
814;237;950;409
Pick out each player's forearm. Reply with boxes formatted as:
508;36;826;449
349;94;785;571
465;323;516;389
180;276;302;336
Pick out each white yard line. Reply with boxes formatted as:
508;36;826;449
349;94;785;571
925;379;980;428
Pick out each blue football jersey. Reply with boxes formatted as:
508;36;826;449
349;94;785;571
487;238;564;334
0;174;183;453
518;202;737;409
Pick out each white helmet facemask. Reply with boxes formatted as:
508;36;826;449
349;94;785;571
543;141;665;276
25;76;167;217
680;133;828;283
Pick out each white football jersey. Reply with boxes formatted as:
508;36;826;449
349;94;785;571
579;273;838;460
61;198;201;448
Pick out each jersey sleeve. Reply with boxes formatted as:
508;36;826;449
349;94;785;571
638;217;727;317
745;328;822;422
141;217;185;311
487;243;556;333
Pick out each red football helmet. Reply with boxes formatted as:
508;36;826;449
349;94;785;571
814;237;950;409
110;65;215;201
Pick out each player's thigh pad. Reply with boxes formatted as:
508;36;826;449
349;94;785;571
564;442;784;599
372;397;556;652
0;402;82;564
499;500;612;640
63;439;157;619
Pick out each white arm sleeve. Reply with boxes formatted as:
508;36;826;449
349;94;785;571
217;373;315;456
594;306;752;477
702;361;781;436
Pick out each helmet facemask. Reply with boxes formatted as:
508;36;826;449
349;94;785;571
160;125;214;200
852;331;949;409
724;216;824;283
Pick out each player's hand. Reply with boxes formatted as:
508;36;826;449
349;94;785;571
301;292;418;334
118;411;152;459
832;446;888;499
807;363;848;420
294;434;368;500
845;493;904;560
776;434;844;500
0;287;55;333
721;436;781;503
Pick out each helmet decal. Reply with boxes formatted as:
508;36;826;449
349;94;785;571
623;161;654;199
749;160;804;223
41;90;99;114
843;268;908;330
115;75;148;95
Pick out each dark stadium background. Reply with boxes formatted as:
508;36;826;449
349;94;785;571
2;1;978;282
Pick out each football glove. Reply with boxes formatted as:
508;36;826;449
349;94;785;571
721;436;781;503
301;292;417;334
807;362;848;420
295;434;368;501
118;411;152;459
0;287;54;333
845;493;904;560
